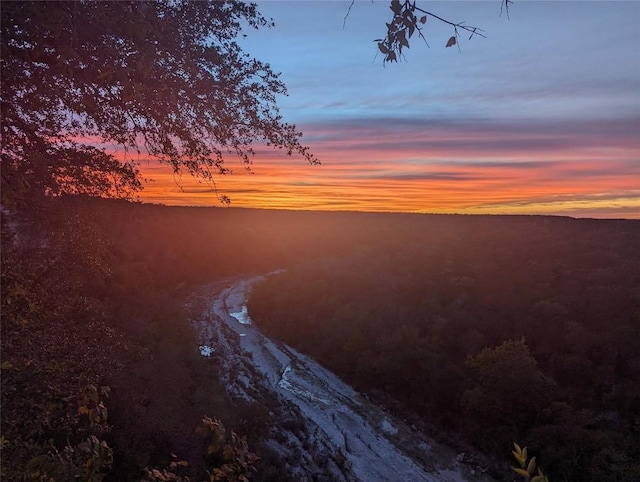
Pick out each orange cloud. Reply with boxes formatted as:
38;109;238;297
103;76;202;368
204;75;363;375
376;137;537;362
135;118;640;219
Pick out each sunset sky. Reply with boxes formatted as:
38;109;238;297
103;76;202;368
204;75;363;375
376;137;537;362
139;0;640;218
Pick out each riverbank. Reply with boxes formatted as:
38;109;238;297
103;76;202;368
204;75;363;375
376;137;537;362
190;275;493;481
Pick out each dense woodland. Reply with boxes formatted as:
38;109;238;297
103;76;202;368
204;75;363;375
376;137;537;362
2;197;639;480
6;1;637;480
247;211;640;481
1;197;356;481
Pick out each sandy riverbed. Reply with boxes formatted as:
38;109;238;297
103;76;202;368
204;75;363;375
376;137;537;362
190;275;493;482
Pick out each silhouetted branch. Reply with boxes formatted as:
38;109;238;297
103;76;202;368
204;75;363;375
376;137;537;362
501;0;514;20
415;7;486;39
374;0;504;64
343;0;355;29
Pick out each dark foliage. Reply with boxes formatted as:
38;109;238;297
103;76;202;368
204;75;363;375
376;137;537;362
374;0;504;63
1;198;339;480
4;199;639;480
248;213;640;480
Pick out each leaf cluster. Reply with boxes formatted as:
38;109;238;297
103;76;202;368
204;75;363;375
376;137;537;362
376;0;428;63
512;442;549;482
25;435;114;482
144;453;191;482
375;0;486;63
197;416;260;482
20;385;114;482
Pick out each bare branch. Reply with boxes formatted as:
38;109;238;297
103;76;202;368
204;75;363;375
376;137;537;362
414;6;486;39
501;0;514;20
343;0;355;29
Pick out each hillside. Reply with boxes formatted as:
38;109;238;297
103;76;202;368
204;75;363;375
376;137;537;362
2;197;639;480
247;211;640;481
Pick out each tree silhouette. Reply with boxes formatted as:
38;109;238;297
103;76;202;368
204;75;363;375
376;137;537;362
1;1;319;206
462;338;553;452
374;0;513;63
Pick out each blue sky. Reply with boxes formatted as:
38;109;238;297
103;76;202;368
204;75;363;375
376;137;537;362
242;1;640;122
143;1;640;218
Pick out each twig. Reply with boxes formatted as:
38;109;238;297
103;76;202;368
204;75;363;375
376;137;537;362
414;5;486;40
501;0;513;20
343;0;355;29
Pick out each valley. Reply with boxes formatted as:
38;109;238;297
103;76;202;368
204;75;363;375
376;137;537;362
191;275;491;482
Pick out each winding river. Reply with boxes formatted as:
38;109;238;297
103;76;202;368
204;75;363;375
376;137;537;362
191;274;492;482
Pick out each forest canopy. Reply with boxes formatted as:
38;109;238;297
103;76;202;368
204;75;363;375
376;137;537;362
248;213;640;481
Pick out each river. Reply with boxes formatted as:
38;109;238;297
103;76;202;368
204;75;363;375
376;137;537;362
191;274;493;482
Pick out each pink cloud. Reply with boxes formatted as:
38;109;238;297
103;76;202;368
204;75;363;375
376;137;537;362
135;117;639;218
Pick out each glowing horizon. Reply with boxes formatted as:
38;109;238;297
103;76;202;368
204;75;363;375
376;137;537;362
136;1;639;219
136;115;640;219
